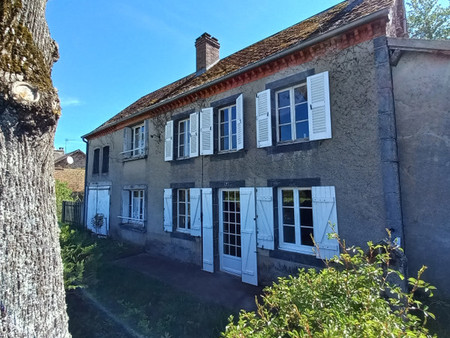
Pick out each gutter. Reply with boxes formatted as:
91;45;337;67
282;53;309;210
387;37;450;53
83;7;390;139
82;137;89;229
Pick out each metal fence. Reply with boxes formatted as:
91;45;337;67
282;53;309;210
62;201;84;228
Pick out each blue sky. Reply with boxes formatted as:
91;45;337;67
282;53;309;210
46;0;438;153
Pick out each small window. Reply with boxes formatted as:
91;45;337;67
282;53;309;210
101;146;109;173
93;148;100;174
276;84;309;142
178;119;191;158
278;188;314;252
131;124;145;156
177;189;191;232
120;188;145;227
219;104;237;151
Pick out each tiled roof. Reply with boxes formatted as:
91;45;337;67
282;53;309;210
88;0;394;136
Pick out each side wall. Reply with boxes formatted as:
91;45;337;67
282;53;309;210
393;51;450;298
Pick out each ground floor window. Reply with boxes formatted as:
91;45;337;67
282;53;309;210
121;188;145;226
177;189;191;232
222;190;241;258
278;187;314;252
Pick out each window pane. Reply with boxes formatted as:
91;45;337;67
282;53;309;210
237;247;241;258
220;122;227;137
294;86;307;104
279;125;292;141
283;208;295;225
299;190;312;207
231;106;236;120
179;215;185;229
179;190;185;202
295;103;308;121
300;209;313;226
179;121;185;133
224;245;229;255
283;225;295;244
231;120;236;134
301;227;314;246
278;107;291;124
231;135;237;150
222;108;229;122
230;246;236;256
277;90;290;107
223;136;229;150
296;121;309;139
282;190;294;206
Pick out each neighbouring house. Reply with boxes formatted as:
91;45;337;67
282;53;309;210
54;149;86;197
82;0;450;296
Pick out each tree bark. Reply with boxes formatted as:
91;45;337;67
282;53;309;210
0;0;70;336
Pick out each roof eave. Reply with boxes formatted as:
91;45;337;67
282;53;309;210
83;7;390;139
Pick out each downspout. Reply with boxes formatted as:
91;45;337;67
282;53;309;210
82;137;89;229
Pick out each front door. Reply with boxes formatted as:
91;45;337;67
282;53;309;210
219;189;242;276
87;186;110;236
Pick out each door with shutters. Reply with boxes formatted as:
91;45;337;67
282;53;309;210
219;189;242;276
87;186;110;236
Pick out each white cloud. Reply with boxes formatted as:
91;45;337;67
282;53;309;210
60;97;82;108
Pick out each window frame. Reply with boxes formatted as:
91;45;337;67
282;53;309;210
120;187;146;226
275;83;309;143
218;103;238;152
177;119;191;159
130;123;145;157
177;188;191;233
92;148;100;174
278;187;315;254
101;146;110;174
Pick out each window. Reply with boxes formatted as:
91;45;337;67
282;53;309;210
123;121;148;159
177;189;191;232
101;146;109;173
221;190;241;258
120;188;145;226
178;119;191;158
219;104;237;151
278;188;314;252
93;148;100;174
276;84;309;142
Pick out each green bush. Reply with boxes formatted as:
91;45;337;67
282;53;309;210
55;179;75;221
223;235;435;337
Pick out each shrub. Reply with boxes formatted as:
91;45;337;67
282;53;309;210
55;179;75;221
223;234;435;337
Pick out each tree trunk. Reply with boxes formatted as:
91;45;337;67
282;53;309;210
0;0;70;337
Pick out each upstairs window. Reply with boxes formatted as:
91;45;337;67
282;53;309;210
123;121;148;160
131;124;145;156
276;84;309;142
93;148;100;174
101;146;109;173
219;104;237;151
178;119;191;158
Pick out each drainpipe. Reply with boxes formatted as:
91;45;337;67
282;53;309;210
82;137;89;229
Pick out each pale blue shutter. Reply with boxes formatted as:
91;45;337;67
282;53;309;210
123;127;131;159
312;186;339;259
256;89;272;148
87;188;98;232
202;188;214;272
164;121;173;161
256;187;274;250
307;71;332;141
236;94;244;150
200;108;214;155
190;112;199;157
163;189;173;232
240;187;258;286
190;188;201;237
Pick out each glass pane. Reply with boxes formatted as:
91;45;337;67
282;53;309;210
222;108;229;122
236;223;240;235
231;120;236;134
230;224;236;235
179;190;185;202
230;235;235;245
296;121;309;139
279;125;292;141
237;247;241;258
295;103;308;121
179;216;185;229
299;190;312;207
230;246;236;256
230;202;235;212
231;106;236;120
229;191;235;200
277;90;290;107
283;208;295;225
294;86;307;104
223;201;229;212
278;107;291;124
223;136;229;150
300;209;313;226
179;121;185;133
232;135;237;150
224;234;229;244
282;190;294;206
283;226;295;244
224;212;229;223
224;245;229;255
230;213;235;223
301;227;314;246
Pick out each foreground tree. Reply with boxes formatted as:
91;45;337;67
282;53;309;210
0;0;70;337
407;0;450;39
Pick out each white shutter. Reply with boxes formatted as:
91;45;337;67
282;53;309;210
312;186;339;259
200;107;214;155
190;188;201;237
256;187;274;250
236;94;244;150
121;190;129;221
164;121;173;161
163;189;173;232
87;189;98;232
256;89;272;148
144;120;149;155
202;188;214;272
123;127;131;159
307;71;332;141
189;112;199;157
240;187;258;286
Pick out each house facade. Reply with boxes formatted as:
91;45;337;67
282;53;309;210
83;0;450;296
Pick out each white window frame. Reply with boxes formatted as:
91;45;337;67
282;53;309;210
218;104;238;152
278;187;314;254
130;123;146;157
119;189;145;225
178;119;191;158
177;188;191;233
275;83;309;143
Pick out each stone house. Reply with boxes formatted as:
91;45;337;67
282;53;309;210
54;149;86;196
82;0;450;296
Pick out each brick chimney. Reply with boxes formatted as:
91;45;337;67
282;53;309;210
195;33;220;75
